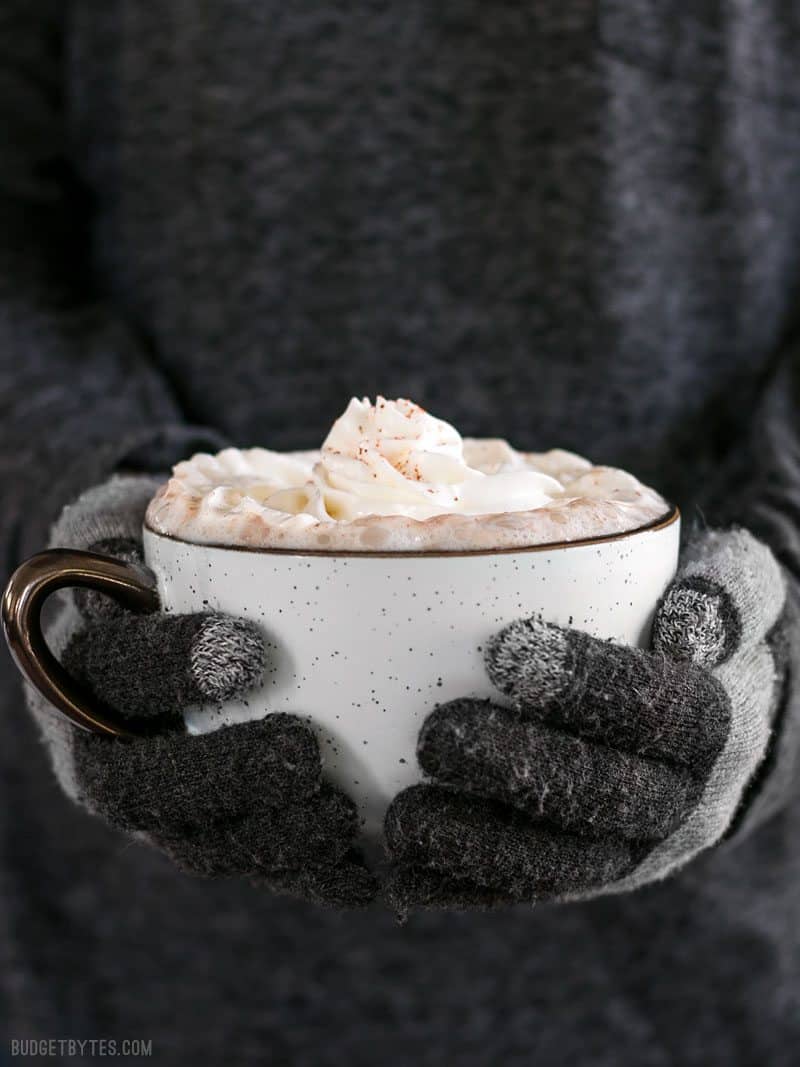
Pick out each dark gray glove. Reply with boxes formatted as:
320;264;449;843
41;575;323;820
26;475;376;908
385;529;796;913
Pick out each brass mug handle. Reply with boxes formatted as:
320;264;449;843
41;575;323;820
2;549;160;737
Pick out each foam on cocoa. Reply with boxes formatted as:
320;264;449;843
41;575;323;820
146;397;670;551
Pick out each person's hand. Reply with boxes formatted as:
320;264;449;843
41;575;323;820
25;475;376;907
384;528;791;913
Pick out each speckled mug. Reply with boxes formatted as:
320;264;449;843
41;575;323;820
141;508;680;838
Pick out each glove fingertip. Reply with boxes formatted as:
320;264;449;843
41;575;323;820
416;698;493;774
189;614;266;702
384;783;431;856
652;577;737;667
667;528;787;658
485;615;571;706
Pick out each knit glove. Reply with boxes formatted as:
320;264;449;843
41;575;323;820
26;475;376;907
385;529;795;913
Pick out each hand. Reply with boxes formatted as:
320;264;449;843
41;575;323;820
26;475;376;907
384;528;791;913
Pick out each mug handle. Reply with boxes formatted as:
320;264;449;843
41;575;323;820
2;549;160;737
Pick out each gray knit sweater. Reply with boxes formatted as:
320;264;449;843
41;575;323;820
1;3;799;1064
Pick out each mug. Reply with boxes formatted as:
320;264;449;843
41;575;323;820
3;507;680;838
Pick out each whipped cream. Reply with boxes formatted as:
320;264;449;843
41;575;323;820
146;397;670;551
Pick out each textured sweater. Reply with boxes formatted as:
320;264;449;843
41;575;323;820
1;3;800;1064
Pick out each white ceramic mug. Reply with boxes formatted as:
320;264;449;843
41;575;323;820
3;507;680;839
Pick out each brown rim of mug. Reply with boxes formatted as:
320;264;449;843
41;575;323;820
142;503;680;558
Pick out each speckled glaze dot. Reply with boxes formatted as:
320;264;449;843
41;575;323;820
143;510;680;839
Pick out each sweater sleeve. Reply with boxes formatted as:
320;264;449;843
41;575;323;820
730;340;800;580
0;4;225;568
706;336;800;835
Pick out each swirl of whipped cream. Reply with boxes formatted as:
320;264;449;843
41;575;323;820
301;397;564;520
